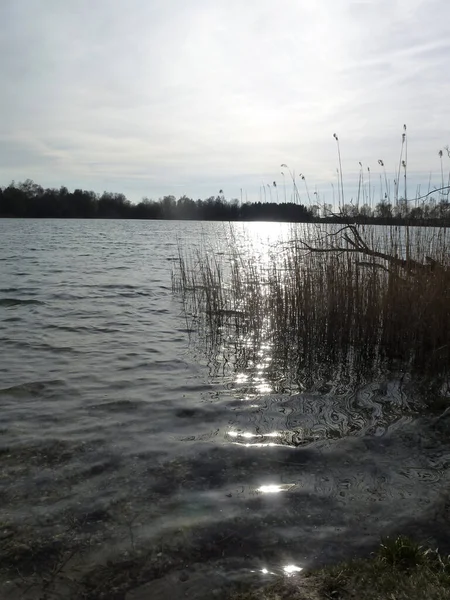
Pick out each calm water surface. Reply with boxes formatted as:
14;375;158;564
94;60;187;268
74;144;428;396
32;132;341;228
1;219;450;599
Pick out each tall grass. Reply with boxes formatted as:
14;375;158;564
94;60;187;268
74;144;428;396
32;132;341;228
174;130;450;391
173;222;450;390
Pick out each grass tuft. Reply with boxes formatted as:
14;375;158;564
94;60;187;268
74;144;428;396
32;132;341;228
229;537;450;600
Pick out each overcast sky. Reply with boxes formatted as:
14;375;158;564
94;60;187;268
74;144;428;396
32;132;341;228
1;0;449;204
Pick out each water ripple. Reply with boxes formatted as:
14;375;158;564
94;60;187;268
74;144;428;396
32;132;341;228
0;298;44;307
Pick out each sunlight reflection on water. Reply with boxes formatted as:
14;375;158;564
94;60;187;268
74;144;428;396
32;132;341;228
283;564;303;575
258;563;303;576
256;484;296;494
226;430;287;448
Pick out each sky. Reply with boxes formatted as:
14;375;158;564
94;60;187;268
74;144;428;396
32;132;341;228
1;0;450;205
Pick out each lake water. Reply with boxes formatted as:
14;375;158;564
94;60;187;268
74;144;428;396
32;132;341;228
1;219;450;600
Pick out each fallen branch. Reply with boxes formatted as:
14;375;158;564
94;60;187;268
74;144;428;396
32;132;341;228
298;224;449;276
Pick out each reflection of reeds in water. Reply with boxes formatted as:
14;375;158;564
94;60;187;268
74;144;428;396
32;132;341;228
173;223;450;391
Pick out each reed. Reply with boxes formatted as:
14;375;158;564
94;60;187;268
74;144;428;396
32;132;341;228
174;130;450;390
173;221;450;390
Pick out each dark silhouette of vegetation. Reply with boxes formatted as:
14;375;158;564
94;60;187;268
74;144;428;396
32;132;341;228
0;180;312;222
2;178;450;224
320;195;450;226
174;221;450;386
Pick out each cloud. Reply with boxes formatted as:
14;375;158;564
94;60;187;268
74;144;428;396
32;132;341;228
1;0;449;203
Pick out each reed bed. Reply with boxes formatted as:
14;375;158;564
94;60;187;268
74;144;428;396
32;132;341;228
173;222;450;390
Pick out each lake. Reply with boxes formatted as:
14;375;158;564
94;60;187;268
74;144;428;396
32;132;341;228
1;219;450;600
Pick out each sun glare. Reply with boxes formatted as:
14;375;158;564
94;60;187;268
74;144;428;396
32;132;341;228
283;564;303;576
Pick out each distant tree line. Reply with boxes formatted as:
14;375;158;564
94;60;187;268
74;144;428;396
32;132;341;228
0;180;312;221
1;179;450;224
320;196;450;225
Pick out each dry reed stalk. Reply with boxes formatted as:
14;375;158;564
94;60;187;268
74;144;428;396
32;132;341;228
173;223;450;389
